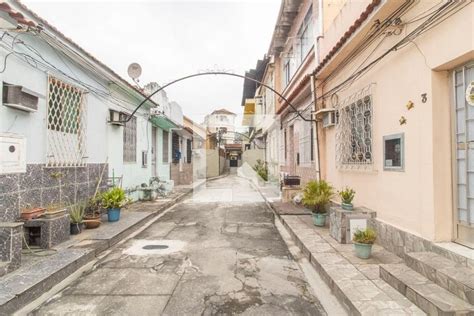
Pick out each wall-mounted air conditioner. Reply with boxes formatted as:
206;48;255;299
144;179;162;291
313;108;336;128
108;109;126;126
255;96;264;108
2;83;40;112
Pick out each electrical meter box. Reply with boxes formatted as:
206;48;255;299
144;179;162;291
0;133;26;174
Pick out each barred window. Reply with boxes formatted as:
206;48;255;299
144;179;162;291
47;76;86;167
162;130;169;163
123;116;137;162
187;139;192;163
336;95;373;168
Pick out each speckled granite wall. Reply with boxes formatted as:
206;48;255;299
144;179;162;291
0;163;108;222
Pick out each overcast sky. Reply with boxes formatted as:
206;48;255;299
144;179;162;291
22;0;281;124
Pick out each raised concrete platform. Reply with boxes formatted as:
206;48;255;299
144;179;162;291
380;263;474;315
279;214;424;315
405;252;474;304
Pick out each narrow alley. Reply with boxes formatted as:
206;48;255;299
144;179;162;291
32;176;326;315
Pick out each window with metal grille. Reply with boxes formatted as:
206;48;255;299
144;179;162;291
298;118;314;165
336;94;373;168
172;132;179;163
46;76;86;167
186;139;192;163
123;116;137;162
162;130;169;163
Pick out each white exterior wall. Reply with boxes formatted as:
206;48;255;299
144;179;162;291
0;32;109;165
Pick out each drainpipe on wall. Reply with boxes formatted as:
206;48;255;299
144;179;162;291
310;74;321;181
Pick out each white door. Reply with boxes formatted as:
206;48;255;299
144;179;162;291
453;62;474;248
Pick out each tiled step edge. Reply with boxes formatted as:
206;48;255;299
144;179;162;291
278;216;423;316
405;252;474;304
380;263;474;315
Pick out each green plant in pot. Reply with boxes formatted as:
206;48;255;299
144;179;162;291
352;228;377;259
101;187;127;222
339;187;355;211
302;180;334;227
84;195;102;229
69;203;85;235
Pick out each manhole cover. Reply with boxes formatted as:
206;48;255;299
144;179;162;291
123;240;186;256
143;245;169;250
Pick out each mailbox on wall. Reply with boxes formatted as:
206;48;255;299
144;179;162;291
0;133;26;174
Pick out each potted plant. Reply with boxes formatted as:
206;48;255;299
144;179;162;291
83;195;102;229
352;228;377;259
44;203;67;219
302;180;334;227
101;187;127;222
339;187;355;211
69;203;85;235
20;205;46;220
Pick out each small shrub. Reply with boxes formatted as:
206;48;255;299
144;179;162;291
339;187;355;204
253;159;268;181
352;228;377;244
101;187;127;209
302;180;334;213
69;203;85;224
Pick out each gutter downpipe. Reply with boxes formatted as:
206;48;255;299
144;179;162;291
310;75;321;182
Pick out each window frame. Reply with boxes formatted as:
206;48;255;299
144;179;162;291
162;130;169;163
383;133;404;171
123;115;137;163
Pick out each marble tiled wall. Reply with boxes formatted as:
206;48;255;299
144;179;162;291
0;163;108;222
369;219;473;268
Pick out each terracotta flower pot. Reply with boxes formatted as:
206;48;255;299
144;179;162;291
21;207;46;220
83;214;101;229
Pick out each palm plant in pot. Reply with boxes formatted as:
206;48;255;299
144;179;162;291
302;180;334;227
352;228;377;259
69;203;85;235
339;187;355;211
101;187;127;222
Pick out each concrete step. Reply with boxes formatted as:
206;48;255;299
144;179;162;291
405;252;474;305
380;263;474;315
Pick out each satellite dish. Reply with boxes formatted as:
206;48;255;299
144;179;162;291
127;63;142;80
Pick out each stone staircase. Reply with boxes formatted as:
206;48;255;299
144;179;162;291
380;251;474;315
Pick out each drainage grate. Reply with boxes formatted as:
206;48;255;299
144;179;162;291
142;245;169;250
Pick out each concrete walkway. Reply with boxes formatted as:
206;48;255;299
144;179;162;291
32;175;326;315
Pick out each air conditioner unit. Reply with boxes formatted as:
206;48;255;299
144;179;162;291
2;83;40;112
314;108;336;128
108;109;126;126
255;97;264;107
322;111;336;128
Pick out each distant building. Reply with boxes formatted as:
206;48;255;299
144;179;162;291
203;109;237;146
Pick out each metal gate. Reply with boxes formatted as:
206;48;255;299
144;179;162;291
453;62;474;247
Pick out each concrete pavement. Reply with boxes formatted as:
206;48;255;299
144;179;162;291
31;176;326;315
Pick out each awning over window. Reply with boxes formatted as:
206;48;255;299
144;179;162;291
242;99;255;126
150;115;178;130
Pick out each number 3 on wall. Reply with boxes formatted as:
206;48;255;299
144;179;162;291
467;81;474;106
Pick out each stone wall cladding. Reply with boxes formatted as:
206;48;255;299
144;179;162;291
369;219;474;268
0;163;108;222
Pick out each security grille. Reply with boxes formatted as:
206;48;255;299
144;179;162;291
123;116;137;162
47;76;87;167
336;87;373;169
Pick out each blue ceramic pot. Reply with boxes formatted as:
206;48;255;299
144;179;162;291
107;208;121;222
353;242;373;259
312;213;327;227
341;202;353;211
